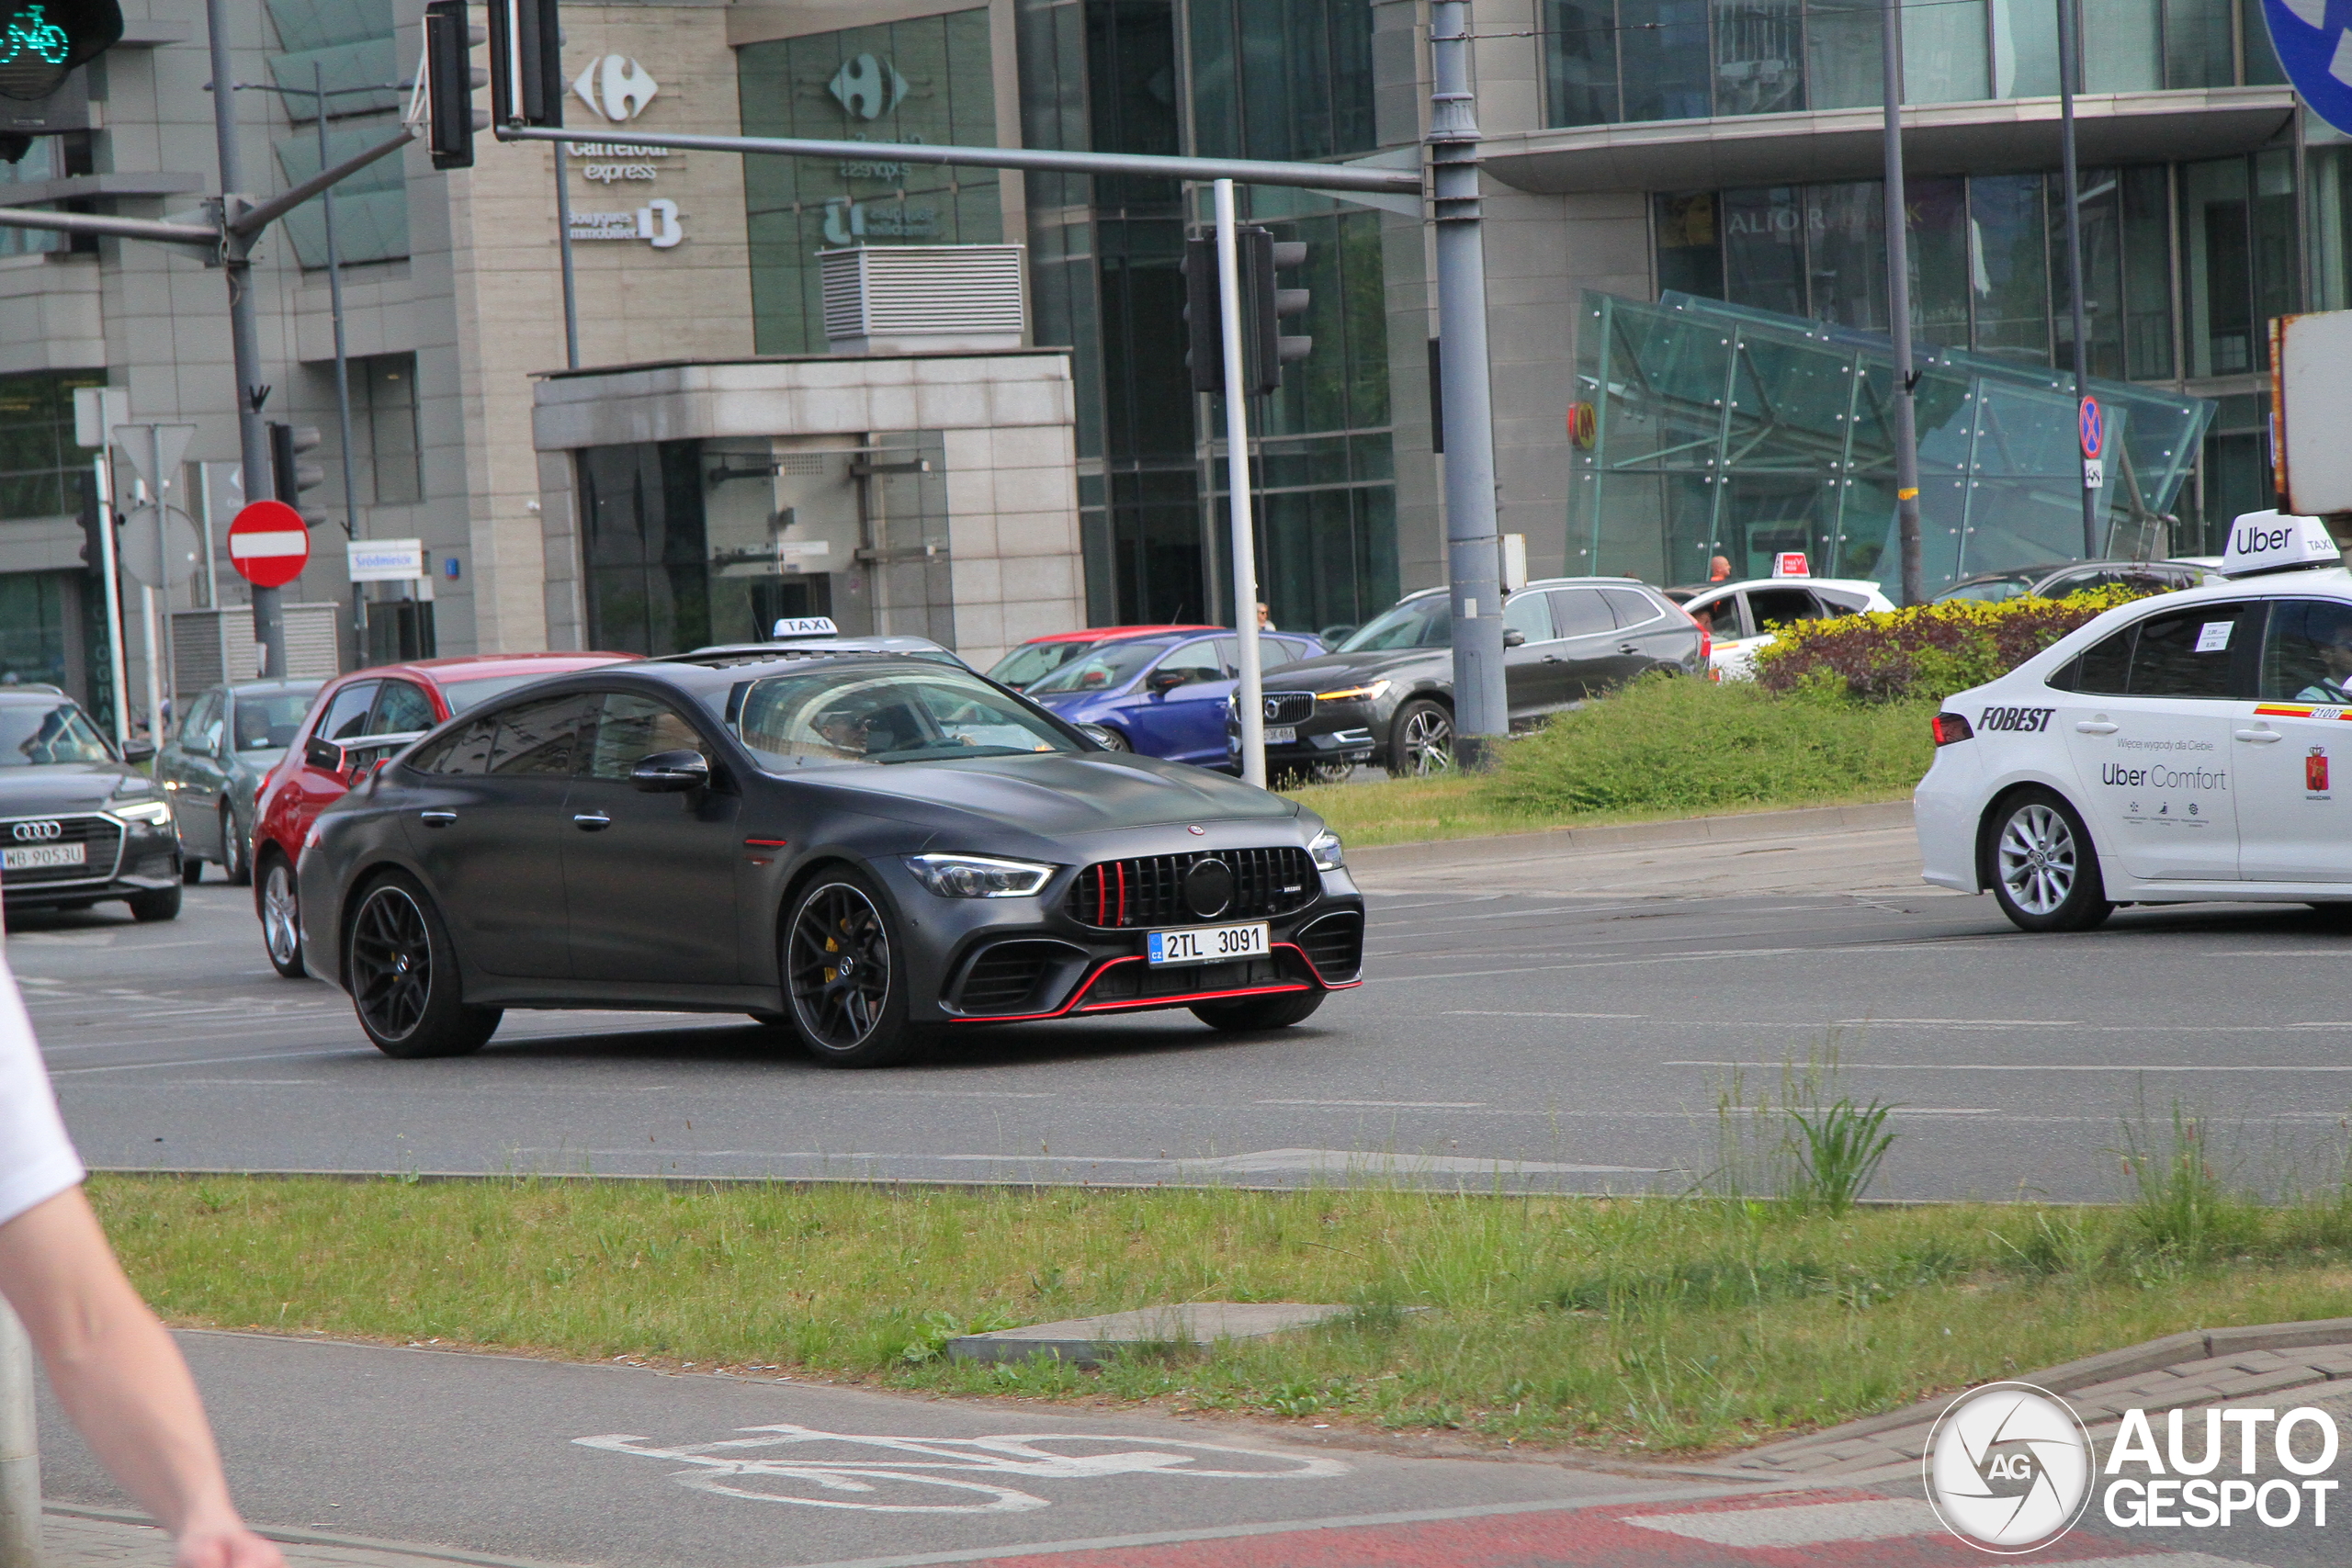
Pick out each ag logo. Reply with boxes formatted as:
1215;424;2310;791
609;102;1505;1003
828;53;908;120
573;55;659;123
1924;1382;2093;1552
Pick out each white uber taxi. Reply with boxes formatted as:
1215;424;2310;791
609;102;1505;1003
1670;554;1894;681
1915;512;2352;932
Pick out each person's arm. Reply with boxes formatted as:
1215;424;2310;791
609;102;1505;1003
0;1187;282;1568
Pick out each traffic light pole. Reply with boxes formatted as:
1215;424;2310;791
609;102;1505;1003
206;0;285;678
1428;0;1505;770
1213;180;1265;788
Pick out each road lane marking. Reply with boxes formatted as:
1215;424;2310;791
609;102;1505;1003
1445;1010;1644;1019
1668;1059;2352;1071
1254;1100;1487;1108
1624;1497;1940;1548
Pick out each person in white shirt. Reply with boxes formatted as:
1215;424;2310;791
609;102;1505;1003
0;953;282;1568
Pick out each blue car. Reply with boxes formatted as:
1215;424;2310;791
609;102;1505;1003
1023;628;1326;768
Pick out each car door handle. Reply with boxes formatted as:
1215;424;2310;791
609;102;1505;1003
2235;728;2284;743
418;810;457;827
2075;721;2119;735
572;812;612;831
1618;642;1638;655
1542;654;1564;663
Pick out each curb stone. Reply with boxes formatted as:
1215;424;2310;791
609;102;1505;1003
1342;800;1915;872
44;1506;581;1568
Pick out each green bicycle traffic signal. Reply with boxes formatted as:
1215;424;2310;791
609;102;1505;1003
0;0;119;101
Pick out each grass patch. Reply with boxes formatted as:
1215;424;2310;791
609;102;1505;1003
92;1172;2352;1455
1285;678;1932;847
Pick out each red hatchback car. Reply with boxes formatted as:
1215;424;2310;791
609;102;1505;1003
253;652;635;977
984;625;1216;691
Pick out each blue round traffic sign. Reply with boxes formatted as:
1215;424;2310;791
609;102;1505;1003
2079;396;2103;460
2263;0;2352;138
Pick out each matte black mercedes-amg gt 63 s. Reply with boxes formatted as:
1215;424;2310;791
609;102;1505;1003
299;650;1364;1066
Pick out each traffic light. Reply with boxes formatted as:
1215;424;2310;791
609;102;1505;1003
1241;232;1311;394
1182;234;1223;393
268;421;328;527
0;0;119;103
424;0;489;170
486;0;563;129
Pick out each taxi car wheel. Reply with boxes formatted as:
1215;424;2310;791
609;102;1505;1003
220;806;251;886
1192;991;1326;1031
1387;700;1455;777
782;870;928;1068
345;874;501;1059
127;885;182;923
260;858;308;978
1988;790;2112;933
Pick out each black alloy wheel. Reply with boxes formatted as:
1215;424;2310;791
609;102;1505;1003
1986;787;2113;933
1386;699;1454;777
783;871;922;1067
220;804;251;886
345;874;501;1058
260;857;307;978
1191;990;1326;1031
1094;728;1131;751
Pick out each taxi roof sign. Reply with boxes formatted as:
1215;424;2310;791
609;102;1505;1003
1770;551;1810;579
2218;510;2344;579
771;615;842;638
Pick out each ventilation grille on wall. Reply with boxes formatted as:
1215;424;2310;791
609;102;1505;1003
820;244;1026;344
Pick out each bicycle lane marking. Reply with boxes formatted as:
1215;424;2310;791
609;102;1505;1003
572;1424;1351;1514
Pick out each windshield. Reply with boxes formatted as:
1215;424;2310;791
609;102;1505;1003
233;689;319;750
732;666;1084;768
438;674;544;715
986;640;1086;689
1339;596;1451;652
0;701;112;766
1936;577;2031;604
1024;639;1178;695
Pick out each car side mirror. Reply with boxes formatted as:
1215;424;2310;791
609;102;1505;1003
1502;627;1527;649
1147;670;1188;694
121;739;155;764
304;737;345;773
630;749;709;793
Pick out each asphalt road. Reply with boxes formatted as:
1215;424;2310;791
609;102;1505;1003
8;821;2352;1201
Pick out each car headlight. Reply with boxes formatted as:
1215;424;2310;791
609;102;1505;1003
1315;680;1389;704
1307;829;1344;871
108;799;174;827
904;852;1057;898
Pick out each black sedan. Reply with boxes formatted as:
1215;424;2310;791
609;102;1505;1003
0;688;181;921
298;652;1364;1066
1231;578;1703;776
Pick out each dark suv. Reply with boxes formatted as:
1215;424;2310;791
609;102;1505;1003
0;689;181;921
1229;578;1704;776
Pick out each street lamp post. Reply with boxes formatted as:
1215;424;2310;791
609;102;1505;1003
1881;0;1924;607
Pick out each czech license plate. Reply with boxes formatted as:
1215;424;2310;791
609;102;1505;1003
1262;726;1297;744
3;842;84;871
1147;920;1270;966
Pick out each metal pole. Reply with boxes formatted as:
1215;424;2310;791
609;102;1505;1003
1881;0;1925;606
0;1301;38;1568
198;460;218;609
1215;181;1266;789
553;141;580;369
206;0;284;677
1429;0;1505;768
2056;0;2097;560
149;430;175;715
92;455;128;749
318;64;368;658
141;583;164;744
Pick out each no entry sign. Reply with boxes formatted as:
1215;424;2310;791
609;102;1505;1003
227;500;311;589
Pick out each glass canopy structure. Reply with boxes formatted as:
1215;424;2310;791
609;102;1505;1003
1566;291;2216;592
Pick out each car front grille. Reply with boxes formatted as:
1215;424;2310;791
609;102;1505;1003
1295;911;1364;982
0;814;123;887
1081;951;1310;1008
1261;692;1315;725
1063;846;1319;930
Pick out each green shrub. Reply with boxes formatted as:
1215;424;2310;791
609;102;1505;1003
1488;675;1933;817
1751;587;2150;704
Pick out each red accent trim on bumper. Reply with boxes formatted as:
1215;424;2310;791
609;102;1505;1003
946;940;1357;1024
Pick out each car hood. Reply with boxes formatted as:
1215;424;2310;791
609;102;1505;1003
1255;647;1448;690
1027;685;1135;713
0;761;143;814
795;750;1295;838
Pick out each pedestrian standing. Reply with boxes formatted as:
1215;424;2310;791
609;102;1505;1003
0;951;284;1568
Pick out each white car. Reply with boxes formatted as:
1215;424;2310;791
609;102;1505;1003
1670;577;1894;680
1915;511;2352;932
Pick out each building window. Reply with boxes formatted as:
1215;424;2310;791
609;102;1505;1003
353;354;423;505
266;0;406;267
0;371;104;522
1188;0;1374;162
579;442;711;656
1547;0;2262;128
